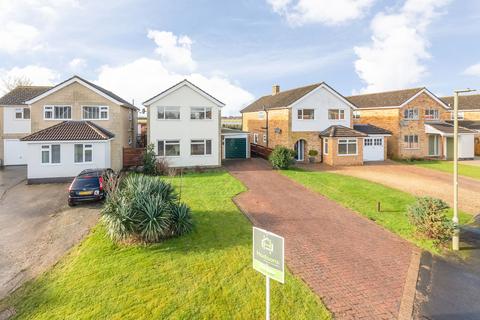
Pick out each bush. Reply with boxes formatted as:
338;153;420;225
269;146;296;169
407;197;454;244
101;174;194;243
308;149;318;157
156;158;170;176
143;143;157;175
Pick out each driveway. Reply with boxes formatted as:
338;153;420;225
328;161;480;215
226;159;417;320
0;168;99;300
0;166;27;198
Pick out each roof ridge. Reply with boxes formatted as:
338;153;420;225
85;121;110;139
348;87;424;98
258;82;323;99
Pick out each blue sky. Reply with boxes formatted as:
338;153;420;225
1;0;479;115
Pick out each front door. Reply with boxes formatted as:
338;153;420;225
428;135;439;157
446;137;454;160
294;140;305;161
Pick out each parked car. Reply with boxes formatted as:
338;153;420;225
68;168;113;206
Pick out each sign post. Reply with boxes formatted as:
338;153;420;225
253;227;285;320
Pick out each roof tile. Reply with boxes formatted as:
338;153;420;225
0;86;52;105
21;121;115;141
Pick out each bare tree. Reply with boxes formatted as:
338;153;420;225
1;75;33;94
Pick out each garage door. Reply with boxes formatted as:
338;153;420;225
363;137;384;162
4;139;28;165
225;138;247;159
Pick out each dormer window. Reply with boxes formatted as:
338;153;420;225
328;109;345;120
297;108;315;120
403;108;418;120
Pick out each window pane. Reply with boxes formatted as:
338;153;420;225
328;109;339;120
23;108;30;119
165;142;180;156
100;108;108;119
191;107;204;119
191;141;205;155
338;143;347;155
74;144;83;163
51;145;61;163
158;141;164;156
297;109;302;119
85;149;92;162
339;110;345;120
303;109;314;119
348;142;357;154
157;107;165;119
205;108;212;119
206;140;212;154
15;109;22;119
42;150;49;163
165;108;180;119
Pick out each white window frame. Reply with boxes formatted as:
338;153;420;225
404;135;419;149
450;111;464;120
15;107;30;120
82;105;109;120
157;139;181;157
297;108;315;120
328;109;345;120
338;138;358;156
352;110;360;119
190;139;212;156
41;144;61;164
403;108;419;120
323;138;329;155
74;144;93;163
374;138;383;146
424;108;439;121
157;106;180;120
253;133;259;144
190;107;212;120
44;105;72;120
364;138;373;146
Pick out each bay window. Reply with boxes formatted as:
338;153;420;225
190;139;212;155
74;144;93;163
338;138;357;155
44;105;71;120
191;107;212;120
158;140;180;156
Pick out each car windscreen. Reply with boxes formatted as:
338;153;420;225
71;176;100;189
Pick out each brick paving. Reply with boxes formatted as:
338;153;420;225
226;158;415;319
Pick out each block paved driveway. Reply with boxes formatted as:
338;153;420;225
226;159;416;319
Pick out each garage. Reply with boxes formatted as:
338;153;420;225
353;124;391;163
4;139;28;165
221;128;250;159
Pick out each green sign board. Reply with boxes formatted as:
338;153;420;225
253;227;284;283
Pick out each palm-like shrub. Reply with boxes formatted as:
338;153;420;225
143;143;157;175
101;174;194;243
269;146;296;169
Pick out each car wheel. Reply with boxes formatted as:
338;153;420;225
68;200;76;207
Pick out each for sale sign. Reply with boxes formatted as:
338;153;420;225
252;227;284;283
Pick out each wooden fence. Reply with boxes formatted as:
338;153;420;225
250;143;273;159
123;147;145;168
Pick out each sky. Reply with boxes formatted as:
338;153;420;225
0;0;479;116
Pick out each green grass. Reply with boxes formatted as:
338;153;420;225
281;169;472;255
403;160;480;180
1;171;330;320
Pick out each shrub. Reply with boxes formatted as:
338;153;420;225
407;197;454;244
269;146;296;169
308;149;318;157
101;174;194;243
156;158;170;176
143;143;157;175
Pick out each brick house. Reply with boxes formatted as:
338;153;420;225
241;82;391;165
348;88;476;160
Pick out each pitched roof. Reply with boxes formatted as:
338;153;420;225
425;122;476;134
21;121;115;142
25;75;138;110
240;83;322;113
445;120;480;131
441;94;480;110
0;86;52;105
353;124;392;135
347;88;424;109
320;125;367;137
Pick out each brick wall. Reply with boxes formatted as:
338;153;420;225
323;137;364;166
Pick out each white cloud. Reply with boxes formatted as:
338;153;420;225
354;0;451;93
0;22;42;54
147;30;197;73
464;63;480;76
267;0;375;26
69;58;87;70
0;65;60;92
96;31;254;116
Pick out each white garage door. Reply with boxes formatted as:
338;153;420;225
4;139;28;165
363;137;384;162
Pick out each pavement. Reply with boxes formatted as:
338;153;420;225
226;158;417;320
0;167;99;301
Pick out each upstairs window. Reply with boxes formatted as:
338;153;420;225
15;107;30;119
352;110;360;119
403;108;418;120
191;139;212;155
157;106;180;120
450;112;464;120
424;108;439;120
82;106;109;120
191;107;212;120
253;133;259;144
41;145;61;164
404;135;419;149
44;105;71;120
297;108;315;120
328;109;345;120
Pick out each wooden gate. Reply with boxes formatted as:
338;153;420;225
250;144;273;160
475;137;480;156
123;147;145;168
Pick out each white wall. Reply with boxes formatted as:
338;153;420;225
148;85;221;167
459;134;475;159
291;85;352;132
3;107;31;134
26;141;111;179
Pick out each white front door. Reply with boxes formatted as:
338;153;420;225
294;140;305;161
363;137;384;162
4;139;28;165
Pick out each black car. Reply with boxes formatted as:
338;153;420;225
68;168;113;206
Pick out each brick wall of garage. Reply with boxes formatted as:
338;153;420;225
323;137;364;166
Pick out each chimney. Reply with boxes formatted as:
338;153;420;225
272;84;280;95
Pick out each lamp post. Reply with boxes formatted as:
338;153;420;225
452;88;475;250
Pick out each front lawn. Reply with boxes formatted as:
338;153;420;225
402;160;480;180
1;172;330;320
281;169;472;254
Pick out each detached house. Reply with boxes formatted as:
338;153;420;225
0;75;138;183
241;83;391;166
348;88;476;160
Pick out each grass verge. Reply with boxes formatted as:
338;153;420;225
281;168;472;255
401;160;480;180
1;171;330;320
